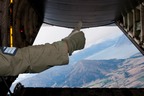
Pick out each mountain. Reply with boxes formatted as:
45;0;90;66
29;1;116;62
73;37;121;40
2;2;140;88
11;34;143;89
60;59;124;87
16;59;124;87
114;34;132;47
83;53;144;88
87;34;139;60
69;38;118;64
16;53;144;88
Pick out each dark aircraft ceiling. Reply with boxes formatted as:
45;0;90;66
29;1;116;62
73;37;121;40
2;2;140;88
29;0;143;28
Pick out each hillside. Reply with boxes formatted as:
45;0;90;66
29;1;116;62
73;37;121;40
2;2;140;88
83;53;144;88
15;53;144;88
11;34;143;89
60;59;124;87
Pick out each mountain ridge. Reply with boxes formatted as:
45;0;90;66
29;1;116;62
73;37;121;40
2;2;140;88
11;34;143;89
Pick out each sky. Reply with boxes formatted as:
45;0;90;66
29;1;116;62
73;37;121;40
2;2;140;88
33;23;123;49
12;24;123;86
